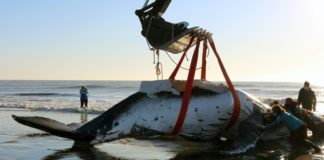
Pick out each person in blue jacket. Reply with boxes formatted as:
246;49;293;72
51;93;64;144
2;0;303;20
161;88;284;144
79;86;88;109
265;104;321;152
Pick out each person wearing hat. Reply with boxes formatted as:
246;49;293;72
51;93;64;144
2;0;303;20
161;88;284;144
297;81;317;111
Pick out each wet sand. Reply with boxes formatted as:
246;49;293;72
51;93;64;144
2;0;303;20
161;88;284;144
1;109;324;160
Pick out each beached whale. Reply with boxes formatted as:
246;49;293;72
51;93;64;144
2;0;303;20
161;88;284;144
12;80;271;154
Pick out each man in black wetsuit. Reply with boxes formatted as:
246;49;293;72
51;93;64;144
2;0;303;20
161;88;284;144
298;81;317;111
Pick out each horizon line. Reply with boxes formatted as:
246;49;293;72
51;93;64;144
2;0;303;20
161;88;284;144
0;79;302;83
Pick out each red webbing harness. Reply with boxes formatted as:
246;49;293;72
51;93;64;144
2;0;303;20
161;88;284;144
170;35;240;135
171;38;201;135
201;39;208;80
207;35;241;130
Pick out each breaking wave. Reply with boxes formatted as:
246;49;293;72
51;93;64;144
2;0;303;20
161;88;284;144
0;104;104;114
14;93;77;97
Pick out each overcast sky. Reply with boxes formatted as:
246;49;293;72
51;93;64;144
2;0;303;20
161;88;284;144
1;0;323;85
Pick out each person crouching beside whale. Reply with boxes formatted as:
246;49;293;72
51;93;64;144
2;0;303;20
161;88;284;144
284;97;324;138
264;104;321;153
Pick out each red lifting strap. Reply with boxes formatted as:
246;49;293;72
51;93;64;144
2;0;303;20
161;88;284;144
207;35;241;130
171;38;201;135
201;39;208;80
169;36;196;80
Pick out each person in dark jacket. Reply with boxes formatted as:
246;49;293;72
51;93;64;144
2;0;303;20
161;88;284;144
298;81;317;111
265;104;321;152
79;86;88;108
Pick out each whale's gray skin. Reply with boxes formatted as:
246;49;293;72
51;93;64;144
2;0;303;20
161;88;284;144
12;80;271;154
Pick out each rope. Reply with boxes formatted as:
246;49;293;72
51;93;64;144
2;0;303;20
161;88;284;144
144;16;199;78
145;16;155;51
152;50;156;64
144;17;163;79
143;0;149;8
166;51;201;71
155;50;163;79
155;62;163;79
169;36;196;80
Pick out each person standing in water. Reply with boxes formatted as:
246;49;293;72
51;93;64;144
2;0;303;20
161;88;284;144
298;81;317;111
79;86;88;109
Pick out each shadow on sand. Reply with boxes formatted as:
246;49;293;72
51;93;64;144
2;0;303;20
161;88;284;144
172;137;324;160
42;145;118;160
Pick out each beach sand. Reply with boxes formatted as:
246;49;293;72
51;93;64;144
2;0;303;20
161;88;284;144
1;109;324;160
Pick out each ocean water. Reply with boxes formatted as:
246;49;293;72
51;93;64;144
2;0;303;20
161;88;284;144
0;80;324;113
1;80;324;160
0;80;140;114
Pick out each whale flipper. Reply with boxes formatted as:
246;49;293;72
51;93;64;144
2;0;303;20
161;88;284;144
220;108;264;154
12;115;78;140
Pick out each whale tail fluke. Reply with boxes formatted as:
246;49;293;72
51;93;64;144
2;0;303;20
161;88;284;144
12;115;92;141
11;92;147;143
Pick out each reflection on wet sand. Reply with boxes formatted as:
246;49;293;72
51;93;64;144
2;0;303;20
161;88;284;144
172;137;324;160
80;111;88;123
29;111;324;160
26;135;324;160
42;146;117;160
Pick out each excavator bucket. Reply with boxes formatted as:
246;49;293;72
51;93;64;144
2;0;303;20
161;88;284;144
141;17;199;54
156;26;199;54
136;0;199;54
